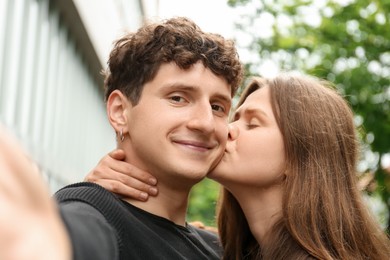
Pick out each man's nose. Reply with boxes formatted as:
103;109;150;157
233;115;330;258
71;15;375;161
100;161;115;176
187;103;215;134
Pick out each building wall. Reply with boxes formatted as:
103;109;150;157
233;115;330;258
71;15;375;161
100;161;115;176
0;0;147;192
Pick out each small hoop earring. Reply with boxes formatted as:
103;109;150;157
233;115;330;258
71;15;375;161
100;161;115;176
119;129;124;142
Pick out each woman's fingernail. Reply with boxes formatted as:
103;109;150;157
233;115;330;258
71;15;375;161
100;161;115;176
140;192;148;201
149;178;157;185
149;187;158;195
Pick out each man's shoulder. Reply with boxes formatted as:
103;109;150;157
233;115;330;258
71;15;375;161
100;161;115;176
55;182;114;202
55;181;107;194
56;183;120;260
188;224;222;256
189;222;219;239
192;226;219;243
55;182;125;219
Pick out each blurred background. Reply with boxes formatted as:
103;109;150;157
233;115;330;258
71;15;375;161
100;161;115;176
0;0;389;232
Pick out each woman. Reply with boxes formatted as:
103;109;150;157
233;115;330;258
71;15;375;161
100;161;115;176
87;74;390;259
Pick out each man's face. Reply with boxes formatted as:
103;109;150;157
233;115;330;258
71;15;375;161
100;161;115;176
123;62;231;188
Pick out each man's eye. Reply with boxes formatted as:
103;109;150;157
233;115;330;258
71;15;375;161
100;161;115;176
211;104;225;113
170;96;185;103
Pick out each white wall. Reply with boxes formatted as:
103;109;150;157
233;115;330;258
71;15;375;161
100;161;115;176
0;0;148;191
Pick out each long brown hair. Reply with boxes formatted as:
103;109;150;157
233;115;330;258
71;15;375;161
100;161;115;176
217;74;390;259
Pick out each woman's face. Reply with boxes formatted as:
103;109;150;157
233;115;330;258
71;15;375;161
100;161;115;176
209;86;286;189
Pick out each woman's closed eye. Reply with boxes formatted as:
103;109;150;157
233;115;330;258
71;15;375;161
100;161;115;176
246;118;261;129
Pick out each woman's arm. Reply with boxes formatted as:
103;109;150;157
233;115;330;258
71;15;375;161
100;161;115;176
85;149;158;200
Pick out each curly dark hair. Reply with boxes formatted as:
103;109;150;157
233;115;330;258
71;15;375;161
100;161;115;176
103;17;243;104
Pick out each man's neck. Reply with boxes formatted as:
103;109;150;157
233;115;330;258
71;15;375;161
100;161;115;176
123;182;191;226
119;144;196;226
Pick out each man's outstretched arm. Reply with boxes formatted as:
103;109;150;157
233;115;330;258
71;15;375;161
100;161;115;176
0;125;71;260
0;125;118;260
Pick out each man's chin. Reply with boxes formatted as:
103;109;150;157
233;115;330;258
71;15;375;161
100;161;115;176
206;168;219;180
207;152;225;173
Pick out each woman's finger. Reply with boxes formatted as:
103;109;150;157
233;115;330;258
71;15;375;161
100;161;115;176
105;151;157;186
91;168;158;197
92;179;156;201
86;151;157;186
119;163;157;186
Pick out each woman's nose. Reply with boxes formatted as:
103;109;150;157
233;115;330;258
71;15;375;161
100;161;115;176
228;123;239;141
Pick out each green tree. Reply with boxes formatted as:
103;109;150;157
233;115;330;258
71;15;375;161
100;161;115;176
228;0;390;231
187;179;220;227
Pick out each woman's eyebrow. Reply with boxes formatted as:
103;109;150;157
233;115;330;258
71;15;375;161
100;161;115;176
244;107;268;119
232;106;268;122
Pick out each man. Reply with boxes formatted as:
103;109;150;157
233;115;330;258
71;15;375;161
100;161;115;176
0;17;242;259
57;16;242;259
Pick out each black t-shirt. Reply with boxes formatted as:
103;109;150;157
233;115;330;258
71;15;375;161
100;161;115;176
60;201;118;260
56;182;222;260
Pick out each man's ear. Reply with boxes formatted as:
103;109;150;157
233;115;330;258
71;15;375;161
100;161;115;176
106;90;131;133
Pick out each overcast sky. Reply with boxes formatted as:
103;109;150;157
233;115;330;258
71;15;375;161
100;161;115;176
157;0;237;38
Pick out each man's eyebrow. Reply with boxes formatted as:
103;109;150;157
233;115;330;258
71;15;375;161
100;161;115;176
162;83;196;90
162;83;232;104
160;83;200;93
213;93;232;105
